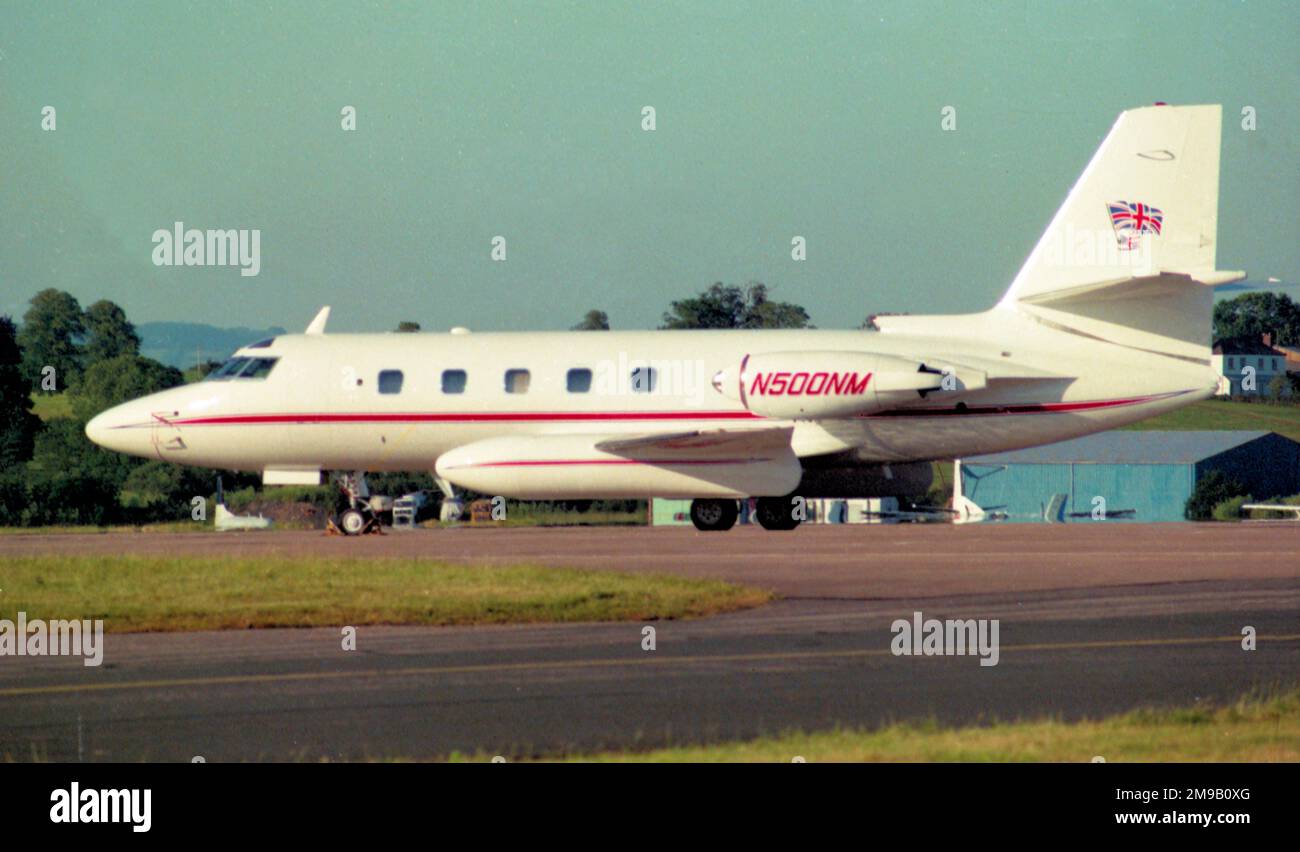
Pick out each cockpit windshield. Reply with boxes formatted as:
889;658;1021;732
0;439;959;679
205;356;279;381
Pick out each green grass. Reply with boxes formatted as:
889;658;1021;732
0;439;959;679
1120;399;1300;442
0;555;771;633
0;522;210;535
29;392;72;421
537;687;1300;762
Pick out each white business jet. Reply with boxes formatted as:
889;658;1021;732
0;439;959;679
87;104;1242;532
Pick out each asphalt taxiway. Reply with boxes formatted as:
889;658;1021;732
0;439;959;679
1;524;1296;760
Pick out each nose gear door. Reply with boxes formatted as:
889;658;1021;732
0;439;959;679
150;410;186;459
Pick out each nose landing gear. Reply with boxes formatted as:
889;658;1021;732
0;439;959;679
328;471;383;536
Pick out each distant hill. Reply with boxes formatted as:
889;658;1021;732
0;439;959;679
138;322;287;370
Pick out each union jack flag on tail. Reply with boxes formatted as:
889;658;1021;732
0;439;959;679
1106;200;1163;250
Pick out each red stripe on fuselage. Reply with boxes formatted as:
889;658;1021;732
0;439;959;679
147;391;1187;429
455;458;772;468
171;411;764;426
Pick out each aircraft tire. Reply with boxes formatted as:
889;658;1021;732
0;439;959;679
689;499;739;531
755;496;800;531
339;508;367;535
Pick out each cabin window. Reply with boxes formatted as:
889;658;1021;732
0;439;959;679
378;370;404;394
630;366;656;393
504;369;531;394
246;338;276;349
1273;359;1279;371
442;369;467;394
567;368;592;393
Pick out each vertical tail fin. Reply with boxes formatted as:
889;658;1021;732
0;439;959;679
875;105;1243;360
999;104;1226;306
993;104;1244;361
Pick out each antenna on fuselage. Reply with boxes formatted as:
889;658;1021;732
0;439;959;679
305;306;331;335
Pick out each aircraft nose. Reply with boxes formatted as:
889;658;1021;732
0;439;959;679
84;411;109;446
84;402;153;456
85;406;128;452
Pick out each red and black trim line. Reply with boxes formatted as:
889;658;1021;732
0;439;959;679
447;457;775;469
113;390;1191;429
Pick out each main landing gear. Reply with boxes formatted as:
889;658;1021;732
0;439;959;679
689;499;739;531
754;496;801;531
688;497;802;532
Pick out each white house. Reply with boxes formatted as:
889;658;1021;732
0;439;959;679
1212;334;1292;396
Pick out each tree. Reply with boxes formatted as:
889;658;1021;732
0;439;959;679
0;468;26;526
118;460;215;522
572;310;610;331
0;316;41;469
660;282;811;330
396;321;421;333
70;354;184;423
749;296;811;330
1213;293;1300;346
17;289;85;391
22;418;126;526
1185;470;1247;521
82;299;141;363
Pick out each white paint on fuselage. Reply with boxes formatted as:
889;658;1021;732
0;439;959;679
85;308;1217;475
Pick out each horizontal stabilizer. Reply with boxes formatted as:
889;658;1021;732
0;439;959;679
1019;270;1244;308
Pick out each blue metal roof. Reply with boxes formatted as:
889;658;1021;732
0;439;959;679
966;430;1278;465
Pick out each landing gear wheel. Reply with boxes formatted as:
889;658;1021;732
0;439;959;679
756;496;801;531
690;498;739;532
339;508;368;536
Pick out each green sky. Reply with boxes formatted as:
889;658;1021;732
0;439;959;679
3;0;1297;333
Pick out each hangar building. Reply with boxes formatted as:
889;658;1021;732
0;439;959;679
961;430;1300;522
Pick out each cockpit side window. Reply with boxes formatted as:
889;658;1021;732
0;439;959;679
237;357;279;379
206;357;251;380
205;356;278;380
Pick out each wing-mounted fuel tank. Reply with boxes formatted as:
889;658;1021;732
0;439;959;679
712;351;987;419
435;430;802;499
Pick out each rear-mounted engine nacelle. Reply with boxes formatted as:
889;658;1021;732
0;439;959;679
712;351;947;419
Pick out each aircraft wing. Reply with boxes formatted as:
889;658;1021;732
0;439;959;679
594;426;795;457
